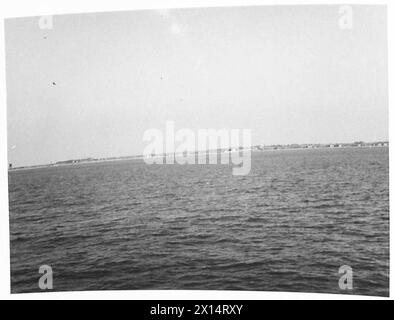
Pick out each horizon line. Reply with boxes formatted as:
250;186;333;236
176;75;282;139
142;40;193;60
8;139;389;170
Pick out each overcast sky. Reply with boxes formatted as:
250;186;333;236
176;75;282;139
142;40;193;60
6;5;388;167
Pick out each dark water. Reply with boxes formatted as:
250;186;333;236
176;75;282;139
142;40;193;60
9;148;389;296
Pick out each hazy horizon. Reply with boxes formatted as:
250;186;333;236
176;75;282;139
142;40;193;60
5;5;388;167
7;138;391;168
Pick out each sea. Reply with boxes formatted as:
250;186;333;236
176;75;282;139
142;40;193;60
8;147;389;296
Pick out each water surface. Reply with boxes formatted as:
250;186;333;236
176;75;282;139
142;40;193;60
9;148;389;296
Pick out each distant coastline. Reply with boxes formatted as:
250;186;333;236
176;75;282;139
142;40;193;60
8;140;389;171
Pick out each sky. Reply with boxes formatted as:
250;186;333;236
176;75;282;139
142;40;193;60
5;5;388;167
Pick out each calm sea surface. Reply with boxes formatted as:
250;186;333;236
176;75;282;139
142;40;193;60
9;148;389;296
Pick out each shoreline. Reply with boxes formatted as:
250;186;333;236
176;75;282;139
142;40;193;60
8;144;389;172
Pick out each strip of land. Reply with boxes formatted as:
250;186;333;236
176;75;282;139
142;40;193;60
8;141;389;171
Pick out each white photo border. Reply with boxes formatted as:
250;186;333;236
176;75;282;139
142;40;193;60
0;0;391;300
